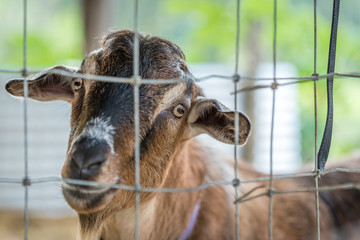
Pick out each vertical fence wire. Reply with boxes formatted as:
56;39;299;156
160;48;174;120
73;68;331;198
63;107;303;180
313;0;321;239
22;0;29;240
233;81;240;240
133;0;141;239
233;0;241;239
268;0;277;239
234;0;241;75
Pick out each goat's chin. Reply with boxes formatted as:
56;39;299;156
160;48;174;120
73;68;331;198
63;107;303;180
61;182;117;213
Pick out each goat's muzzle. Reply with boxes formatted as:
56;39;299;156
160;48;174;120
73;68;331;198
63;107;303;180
61;138;118;213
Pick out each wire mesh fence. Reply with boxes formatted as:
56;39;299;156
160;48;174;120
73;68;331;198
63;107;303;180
0;0;360;239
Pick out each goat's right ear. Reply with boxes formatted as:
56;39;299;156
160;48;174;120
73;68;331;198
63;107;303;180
5;65;79;103
187;97;251;145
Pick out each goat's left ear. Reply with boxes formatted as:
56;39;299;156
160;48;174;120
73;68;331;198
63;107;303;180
5;65;79;103
187;97;251;145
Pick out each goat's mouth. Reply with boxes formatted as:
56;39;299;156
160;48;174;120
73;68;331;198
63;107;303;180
61;181;119;213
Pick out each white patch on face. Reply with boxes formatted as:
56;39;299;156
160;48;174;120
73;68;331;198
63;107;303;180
70;116;116;155
91;47;103;55
175;60;186;78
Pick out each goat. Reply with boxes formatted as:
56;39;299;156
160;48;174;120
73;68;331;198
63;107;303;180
5;30;360;240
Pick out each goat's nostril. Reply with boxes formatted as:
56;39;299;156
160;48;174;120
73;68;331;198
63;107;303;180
70;151;107;178
72;153;107;170
72;156;81;170
88;162;103;172
69;139;109;178
86;154;107;170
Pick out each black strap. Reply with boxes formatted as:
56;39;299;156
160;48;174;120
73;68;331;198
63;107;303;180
317;0;340;172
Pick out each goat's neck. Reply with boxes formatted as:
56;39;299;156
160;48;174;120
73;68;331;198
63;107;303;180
162;138;206;188
100;139;206;240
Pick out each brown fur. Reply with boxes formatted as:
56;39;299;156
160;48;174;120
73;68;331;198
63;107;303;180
98;142;360;240
5;30;360;239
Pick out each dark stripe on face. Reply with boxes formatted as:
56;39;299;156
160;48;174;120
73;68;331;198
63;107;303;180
137;82;193;160
140;83;191;155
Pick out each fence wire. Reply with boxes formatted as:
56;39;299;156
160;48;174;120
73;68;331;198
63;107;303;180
21;0;29;240
313;0;321;239
233;0;242;238
0;0;360;240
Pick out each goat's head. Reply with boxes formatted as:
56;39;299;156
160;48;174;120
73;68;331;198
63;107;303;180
5;30;250;214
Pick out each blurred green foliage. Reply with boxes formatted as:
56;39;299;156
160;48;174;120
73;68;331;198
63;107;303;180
0;0;83;69
162;0;360;162
0;0;359;162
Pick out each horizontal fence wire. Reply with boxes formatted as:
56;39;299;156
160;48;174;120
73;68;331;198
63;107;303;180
1;167;360;191
2;67;360;82
1;0;360;239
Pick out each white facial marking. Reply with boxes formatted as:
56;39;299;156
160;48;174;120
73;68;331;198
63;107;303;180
71;116;116;155
153;83;188;120
175;60;186;78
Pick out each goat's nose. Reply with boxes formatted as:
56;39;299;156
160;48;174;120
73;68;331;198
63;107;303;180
70;139;109;179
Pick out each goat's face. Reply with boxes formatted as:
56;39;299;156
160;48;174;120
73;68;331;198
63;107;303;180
5;30;250;214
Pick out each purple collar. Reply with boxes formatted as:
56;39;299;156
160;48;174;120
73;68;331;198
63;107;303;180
178;201;201;240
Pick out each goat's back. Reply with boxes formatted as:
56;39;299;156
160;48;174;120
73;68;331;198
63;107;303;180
215;153;360;239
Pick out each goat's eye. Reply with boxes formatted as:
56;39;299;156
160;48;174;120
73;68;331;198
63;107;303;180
172;104;186;118
73;78;83;91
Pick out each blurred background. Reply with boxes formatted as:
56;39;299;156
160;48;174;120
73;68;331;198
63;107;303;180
0;0;360;239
